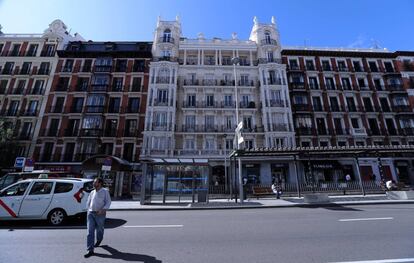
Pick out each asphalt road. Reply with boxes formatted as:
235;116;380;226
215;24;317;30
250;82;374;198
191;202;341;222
1;204;413;263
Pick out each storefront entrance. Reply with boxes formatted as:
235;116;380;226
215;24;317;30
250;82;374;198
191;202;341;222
82;155;133;198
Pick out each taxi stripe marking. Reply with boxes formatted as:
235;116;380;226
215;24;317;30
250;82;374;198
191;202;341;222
0;199;17;218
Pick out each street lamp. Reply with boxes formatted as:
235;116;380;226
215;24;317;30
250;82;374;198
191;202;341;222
232;57;244;204
223;133;228;193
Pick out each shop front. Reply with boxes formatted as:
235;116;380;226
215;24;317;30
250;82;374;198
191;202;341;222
82;155;133;198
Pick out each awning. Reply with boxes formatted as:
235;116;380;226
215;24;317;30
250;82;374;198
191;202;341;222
82;155;132;171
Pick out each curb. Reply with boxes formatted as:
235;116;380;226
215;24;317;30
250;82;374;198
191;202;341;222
108;200;414;211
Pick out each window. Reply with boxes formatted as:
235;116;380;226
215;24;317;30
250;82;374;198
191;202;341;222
131;77;142;92
56;77;70;91
358;78;366;88
225;139;233;150
14;80;26;94
0;79;8;94
351;118;360;128
353;61;362;72
185;139;195;149
42;44;55;56
21;122;33;138
163;29;172;42
123;143;134;161
244;140;254;149
71;98;84;113
154;112;167;127
82;116;102;129
186;94;196;107
112;77;123;91
368;61;378;72
363;97;373;112
8;101;19;116
267;51;274;62
384;62;394;72
346;97;356;111
128;98;140;113
63;143;76;161
312;97;323;111
115;60;127;72
29;182;53;195
20;62;31;74
133;59;145;72
157;90;168;104
77;78;89;91
289;59;299;70
125;119;137;136
243;116;252;130
316;118;327;135
224;95;233;107
293;95;307;105
308;77;318;89
82;60;92;72
1;182;30;197
86;95;105;112
329;97;340;111
325;77;335;90
53;97;65;113
337;61;347;71
305;60;315;70
62;59;74;72
264;31;271;43
380;98;390;112
31;80;44;95
206;95;214;107
185;115;196;129
3;62;14;74
54;183;73;194
338;141;347;147
48;119;60;136
334;118;343;134
205;138;216;149
240;75;249;86
341;78;351;90
108;97;121;113
27;100;38;115
225;116;233;130
322;60;331;71
205;116;215;130
373;79;383;90
10;44;21;56
38;62;50;74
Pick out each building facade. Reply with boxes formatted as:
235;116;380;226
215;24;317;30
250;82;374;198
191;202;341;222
33;41;152;197
1;16;414;201
0;20;83;170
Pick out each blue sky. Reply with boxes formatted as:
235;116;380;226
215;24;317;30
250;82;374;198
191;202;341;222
1;0;413;51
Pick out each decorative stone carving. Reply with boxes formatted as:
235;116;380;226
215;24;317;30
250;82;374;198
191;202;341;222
231;32;238;40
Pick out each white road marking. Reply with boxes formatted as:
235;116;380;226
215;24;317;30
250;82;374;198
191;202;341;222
339;217;393;222
123;225;183;228
328;257;414;263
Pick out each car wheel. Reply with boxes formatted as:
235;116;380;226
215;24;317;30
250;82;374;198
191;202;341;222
48;209;66;226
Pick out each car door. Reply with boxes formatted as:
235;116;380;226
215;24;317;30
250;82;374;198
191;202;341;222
0;181;31;219
19;181;54;218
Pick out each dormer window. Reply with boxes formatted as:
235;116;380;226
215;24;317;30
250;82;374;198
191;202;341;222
163;29;172;43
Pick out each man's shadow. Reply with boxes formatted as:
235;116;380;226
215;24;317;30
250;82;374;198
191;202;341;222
94;245;162;262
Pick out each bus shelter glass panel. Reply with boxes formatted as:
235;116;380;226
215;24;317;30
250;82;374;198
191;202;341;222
144;165;165;203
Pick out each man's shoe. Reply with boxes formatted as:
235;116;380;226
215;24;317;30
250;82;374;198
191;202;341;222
84;251;94;258
94;240;102;247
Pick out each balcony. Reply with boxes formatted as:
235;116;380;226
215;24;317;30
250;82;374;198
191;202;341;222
400;128;414;136
64;129;79;137
269;100;286;107
271;123;289;132
151;123;169;131
2;68;13;75
153;56;178;62
61;67;73;73
103;129;117;137
261;39;277;45
55;85;69;92
292;104;311;112
238;80;255;87
153;99;169;107
85;105;105;113
159;36;175;43
239;101;256;109
296;127;314;136
124;107;140;113
334;129;350;136
80;129;103;137
123;129;139;137
202;79;217;86
90;84;109;92
37;68;50;75
290;82;305;90
258;58;282;64
242;126;264;133
268;78;283;85
69;106;83;113
94;65;112;72
387;84;404;92
392;105;411;112
155;77;170;84
330;105;345;112
352;128;367;136
183;79;199;86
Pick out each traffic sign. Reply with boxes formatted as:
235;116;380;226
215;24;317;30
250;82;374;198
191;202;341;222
14;157;25;168
102;157;112;171
23;158;35;172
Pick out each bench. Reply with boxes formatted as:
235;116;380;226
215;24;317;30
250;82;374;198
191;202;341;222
252;186;274;199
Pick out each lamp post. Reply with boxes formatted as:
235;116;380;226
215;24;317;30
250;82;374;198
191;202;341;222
232;57;244;204
223;134;228;193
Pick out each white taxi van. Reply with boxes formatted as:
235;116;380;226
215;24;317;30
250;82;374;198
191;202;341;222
0;178;93;225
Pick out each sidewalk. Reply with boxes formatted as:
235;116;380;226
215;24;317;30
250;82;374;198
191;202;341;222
109;194;414;211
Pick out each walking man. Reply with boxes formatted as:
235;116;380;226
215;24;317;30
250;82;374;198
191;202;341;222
84;177;111;258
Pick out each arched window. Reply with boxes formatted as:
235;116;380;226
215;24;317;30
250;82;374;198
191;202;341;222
264;31;271;44
163;29;172;43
